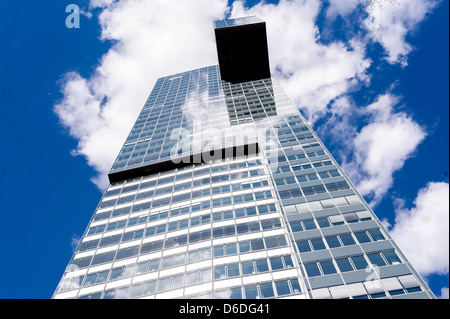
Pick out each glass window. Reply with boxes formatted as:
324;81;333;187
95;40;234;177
188;250;199;263
83;273;97;286
156;224;166;234
286;178;296;184
305;263;321;277
370;292;386;299
244;193;254;201
225;243;237;255
168;222;178;231
260;283;275;298
233;195;243;203
223;210;233;219
329;169;340;177
389;289;405;296
174;254;185;266
97;270;109;283
245;285;259;299
383;251;402;265
214;266;226;280
130;284;144;298
149;259;160;271
213;212;222;221
326;236;341;248
224;225;235;236
103;289;116;299
227;264;240;277
199;247;211;260
213;228;224;238
275;281;290;296
369;229;385;241
246;207;257;216
201;214;211;224
351;255;368;270
262;218;280;230
291;279;301;293
355;231;371;243
239;241;251;253
270;257;284;270
255;259;269;273
406;287;421;293
251;239;264;251
247;221;261;232
162;256;173;268
158;277;171;292
237;223;249;234
367;253;387;267
320;260;337;275
340;234;356;246
297;240;311;253
265;235;285;249
235;208;246;218
230;287;243;299
254;191;265;200
214;290;227;299
336;258;353;272
200;268;212;282
284;256;294;268
115;287;129;299
189;232;200;243
319;171;329;179
145;227;155;237
317;218;331;228
134;229;144;239
190;217;200;226
242;261;255;275
136;262;148;274
311;238;326;251
109;268;123;281
172;274;184;289
303;220;317;230
290;221;303;232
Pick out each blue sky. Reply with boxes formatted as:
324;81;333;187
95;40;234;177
0;0;448;299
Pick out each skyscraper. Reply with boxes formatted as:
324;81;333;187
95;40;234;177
53;16;434;299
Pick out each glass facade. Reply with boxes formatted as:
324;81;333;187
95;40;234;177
53;17;434;299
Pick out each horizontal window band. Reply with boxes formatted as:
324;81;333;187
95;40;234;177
108;143;260;183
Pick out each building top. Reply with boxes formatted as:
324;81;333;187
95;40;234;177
214;16;271;83
213;16;264;29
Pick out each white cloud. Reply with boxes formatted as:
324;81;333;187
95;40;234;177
326;0;361;18
438;287;449;299
325;0;442;66
364;0;441;66
341;93;427;206
388;182;449;278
